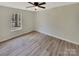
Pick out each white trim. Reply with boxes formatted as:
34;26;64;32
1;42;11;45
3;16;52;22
36;30;79;45
11;27;22;32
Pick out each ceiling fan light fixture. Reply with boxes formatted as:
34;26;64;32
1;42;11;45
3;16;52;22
27;2;46;11
35;6;38;10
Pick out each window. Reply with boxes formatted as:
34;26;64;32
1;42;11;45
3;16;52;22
11;13;22;31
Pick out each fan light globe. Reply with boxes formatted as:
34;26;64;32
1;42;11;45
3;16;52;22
35;6;38;10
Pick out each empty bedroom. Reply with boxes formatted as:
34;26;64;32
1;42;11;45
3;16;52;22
0;2;79;56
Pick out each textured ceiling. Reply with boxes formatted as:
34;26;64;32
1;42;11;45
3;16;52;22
0;2;77;11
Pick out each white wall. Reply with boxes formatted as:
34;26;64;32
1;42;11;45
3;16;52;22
36;3;79;44
0;6;36;42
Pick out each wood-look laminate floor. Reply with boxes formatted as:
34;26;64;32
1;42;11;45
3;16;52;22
0;31;79;56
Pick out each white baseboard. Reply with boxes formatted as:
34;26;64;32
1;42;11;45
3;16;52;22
36;30;79;45
0;30;34;42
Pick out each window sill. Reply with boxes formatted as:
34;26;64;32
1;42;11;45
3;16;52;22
11;27;22;32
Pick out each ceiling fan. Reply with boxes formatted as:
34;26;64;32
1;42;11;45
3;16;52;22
26;2;46;10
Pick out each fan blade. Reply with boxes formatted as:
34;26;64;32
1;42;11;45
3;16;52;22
39;2;46;5
26;6;35;8
38;5;45;9
28;2;34;5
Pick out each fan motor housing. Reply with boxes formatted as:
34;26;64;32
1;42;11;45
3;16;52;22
34;2;39;6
